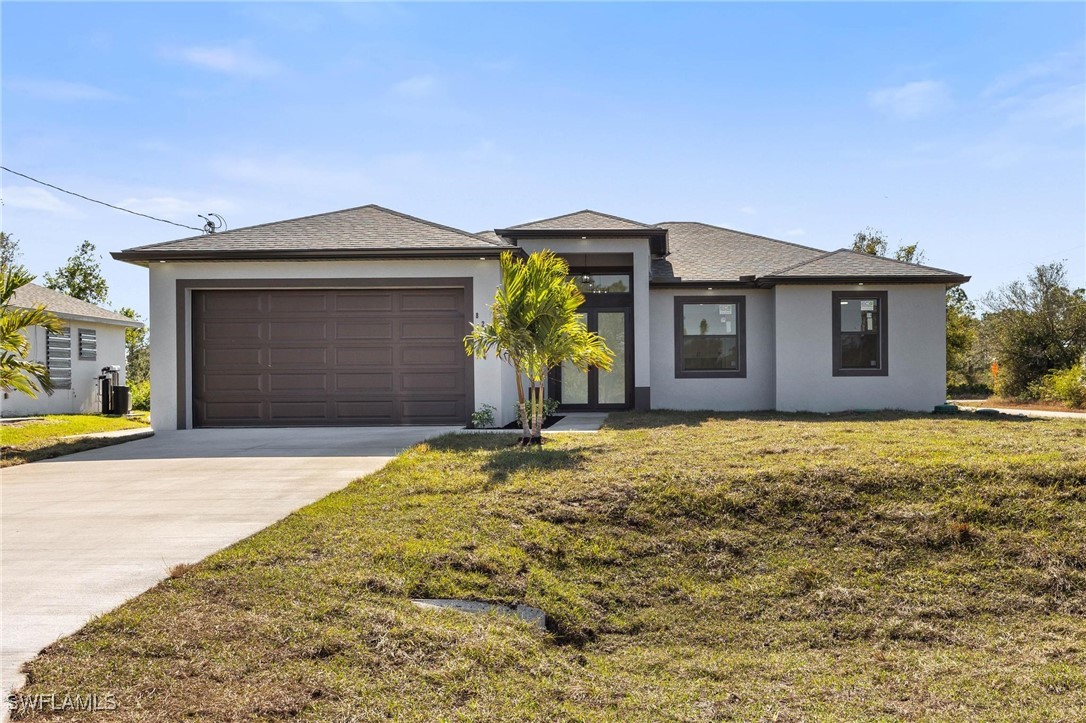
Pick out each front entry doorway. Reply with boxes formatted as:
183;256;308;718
551;302;633;411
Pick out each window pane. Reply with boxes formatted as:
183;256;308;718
839;298;879;333
597;312;626;404
570;274;629;294
683;335;739;371
560;312;589;404
840;332;880;369
683;303;736;336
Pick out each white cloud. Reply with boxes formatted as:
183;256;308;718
1;186;80;216
868;80;951;119
163;43;281;78
983;49;1082;98
393;75;437;99
5;78;122;102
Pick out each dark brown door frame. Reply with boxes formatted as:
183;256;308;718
549;305;634;411
176;277;474;430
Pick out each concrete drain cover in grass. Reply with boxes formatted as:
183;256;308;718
411;599;546;630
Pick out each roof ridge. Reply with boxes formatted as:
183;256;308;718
831;248;965;277
761;248;840;276
121;203;485;253
656;221;828;254
507;208;656;230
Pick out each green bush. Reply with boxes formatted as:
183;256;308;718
947;382;993;398
1029;363;1086;408
129;380;151;411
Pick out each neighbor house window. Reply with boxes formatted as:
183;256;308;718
47;326;72;390
78;328;97;361
674;296;746;378
832;291;888;376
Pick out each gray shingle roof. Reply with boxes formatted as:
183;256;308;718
9;283;142;327
119;204;499;256
650;222;826;283
763;249;967;281
504;210;657;231
474;230;513;246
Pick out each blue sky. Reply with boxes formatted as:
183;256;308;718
3;2;1083;319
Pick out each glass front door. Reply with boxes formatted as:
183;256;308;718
554;308;631;410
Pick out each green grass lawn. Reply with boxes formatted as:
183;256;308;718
12;412;1086;721
1;414;150;467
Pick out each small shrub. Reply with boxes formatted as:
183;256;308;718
470;404;496;429
515;397;560;425
1029;363;1086;408
129;379;151;411
946;382;993;398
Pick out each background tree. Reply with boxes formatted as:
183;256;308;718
0;232;21;267
1;263;62;396
893;243;927;265
851;227;888;257
44;240;109;305
945;286;979;385
119;307;150;384
980;261;1086;397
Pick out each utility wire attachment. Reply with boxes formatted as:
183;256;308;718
0;165;207;233
198;213;227;234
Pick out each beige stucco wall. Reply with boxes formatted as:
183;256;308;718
1;321;127;416
147;259;508;430
648;287;776;411
774;284;947;413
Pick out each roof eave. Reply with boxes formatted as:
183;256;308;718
11;307;143;328
111;247;509;265
760;274;971;286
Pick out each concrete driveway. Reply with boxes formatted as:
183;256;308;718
0;426;460;695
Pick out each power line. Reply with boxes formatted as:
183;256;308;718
0;166;205;233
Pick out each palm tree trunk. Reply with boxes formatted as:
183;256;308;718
531;379;545;445
513;362;530;445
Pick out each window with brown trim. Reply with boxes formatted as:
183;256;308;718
832;291;888;376
674;296;746;378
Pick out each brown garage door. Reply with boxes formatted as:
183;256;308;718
192;288;470;427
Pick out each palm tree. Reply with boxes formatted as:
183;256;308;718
465;250;614;446
1;264;62;396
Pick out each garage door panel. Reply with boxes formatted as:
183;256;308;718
335;347;394;366
335;400;396;420
268;292;328;313
335;321;393;340
268;401;329;420
336;292;393;312
202;291;263;313
400;371;463;392
399;289;462;312
204;373;264;393
204;321;263;341
269;347;328;367
401;344;462;366
269;373;328;392
193;288;469;427
203;347;263;368
335;372;394;392
269;321;328;342
400;320;462;340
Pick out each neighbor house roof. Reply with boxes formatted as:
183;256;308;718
650;222;826;285
10;283;143;328
761;249;970;284
112;204;507;264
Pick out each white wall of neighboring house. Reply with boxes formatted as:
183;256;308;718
774;284;947;413
1;320;127;417
148;259;509;431
648;287;776;411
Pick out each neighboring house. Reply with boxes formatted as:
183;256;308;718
2;284;143;417
112;206;968;430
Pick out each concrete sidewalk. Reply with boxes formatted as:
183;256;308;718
1;425;459;697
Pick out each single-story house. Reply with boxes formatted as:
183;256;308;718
3;284;143;416
112;206;968;430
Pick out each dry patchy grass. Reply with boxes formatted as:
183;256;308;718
13;411;1086;721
